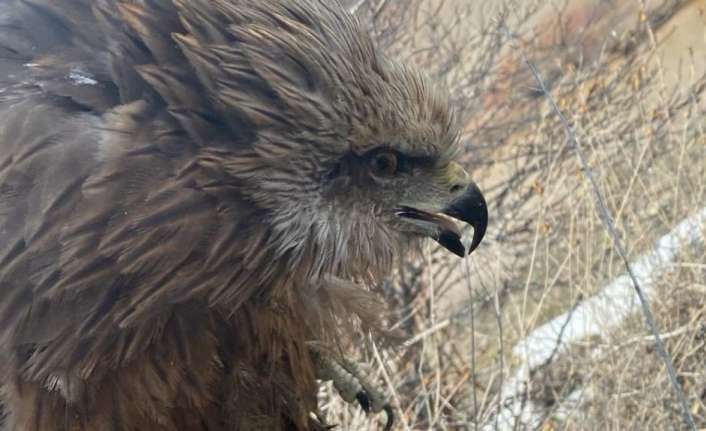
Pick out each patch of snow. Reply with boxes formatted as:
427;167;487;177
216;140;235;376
485;206;706;430
514;206;706;368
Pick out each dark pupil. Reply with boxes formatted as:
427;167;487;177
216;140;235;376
376;155;390;172
326;163;342;180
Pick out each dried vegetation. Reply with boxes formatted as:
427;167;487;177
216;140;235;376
322;1;706;429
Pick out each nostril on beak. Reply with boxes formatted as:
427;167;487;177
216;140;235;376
447;162;471;196
450;183;464;194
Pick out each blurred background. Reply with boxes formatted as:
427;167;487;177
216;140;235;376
323;0;706;429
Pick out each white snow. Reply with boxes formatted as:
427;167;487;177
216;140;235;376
485;206;706;429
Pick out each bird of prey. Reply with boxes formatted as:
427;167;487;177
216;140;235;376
0;0;487;430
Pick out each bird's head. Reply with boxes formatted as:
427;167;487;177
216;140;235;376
183;2;487;279
131;0;487;280
315;62;488;261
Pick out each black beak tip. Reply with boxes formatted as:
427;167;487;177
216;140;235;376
467;203;487;255
445;182;488;256
438;231;466;257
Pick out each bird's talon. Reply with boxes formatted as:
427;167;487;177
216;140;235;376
355;390;371;412
382;404;394;431
314;351;394;430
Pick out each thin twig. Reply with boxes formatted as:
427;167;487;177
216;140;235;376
540;293;583;369
371;341;412;431
348;0;369;14
463;256;479;430
491;274;504;431
501;24;697;431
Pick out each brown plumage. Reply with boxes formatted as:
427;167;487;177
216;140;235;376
0;1;487;430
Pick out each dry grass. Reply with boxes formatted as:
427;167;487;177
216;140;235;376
321;1;706;429
545;251;706;429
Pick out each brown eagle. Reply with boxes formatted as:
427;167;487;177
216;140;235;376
0;0;487;429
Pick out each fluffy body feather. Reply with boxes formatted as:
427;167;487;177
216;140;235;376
0;0;484;429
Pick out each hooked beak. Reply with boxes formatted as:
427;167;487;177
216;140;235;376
396;183;487;257
442;182;488;255
395;163;488;257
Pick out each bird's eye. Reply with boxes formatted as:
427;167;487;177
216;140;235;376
370;151;398;177
325;162;342;181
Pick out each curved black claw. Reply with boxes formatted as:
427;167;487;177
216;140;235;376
382;404;394;431
314;350;393;431
355;391;393;430
356;391;371;412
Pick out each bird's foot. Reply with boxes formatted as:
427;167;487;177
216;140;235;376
314;352;393;431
